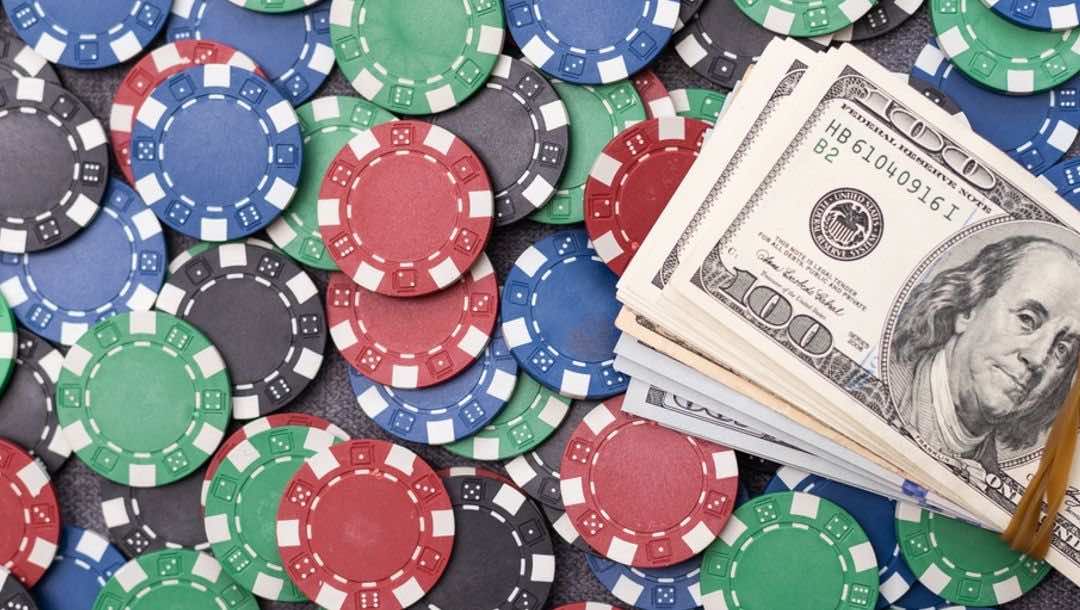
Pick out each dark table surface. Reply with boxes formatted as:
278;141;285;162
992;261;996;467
3;3;1078;609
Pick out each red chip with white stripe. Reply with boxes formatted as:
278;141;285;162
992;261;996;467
559;395;738;568
318;120;494;297
0;439;60;586
109;40;263;185
584;117;709;275
326;253;498;389
632;69;676;119
276;439;455;610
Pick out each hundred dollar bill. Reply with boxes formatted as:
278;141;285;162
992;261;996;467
669;43;1080;581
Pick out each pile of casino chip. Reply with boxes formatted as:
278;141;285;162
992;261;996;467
0;0;1070;609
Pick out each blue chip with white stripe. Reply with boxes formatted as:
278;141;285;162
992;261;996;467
348;326;519;445
501;229;627;400
0;179;166;346
130;64;304;242
985;0;1080;32
505;0;680;85
911;39;1080;175
34;526;126;610
586;553;701;610
766;466;916;609
2;0;170;69
166;0;334;104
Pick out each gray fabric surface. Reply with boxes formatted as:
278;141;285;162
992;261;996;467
3;3;1078;609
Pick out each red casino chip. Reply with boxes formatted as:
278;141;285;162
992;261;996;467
109;40;264;185
0;439;60;586
201;413;349;507
632;69;676;119
326;253;498;389
584;117;710;276
276;439;455;610
559;395;739;568
318;120;494;298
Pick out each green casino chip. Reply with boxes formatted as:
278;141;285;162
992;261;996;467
701;491;880;610
530;80;646;225
267;96;396;270
895;502;1050;606
0;292;15;393
330;0;505;115
56;311;232;487
931;0;1080;94
671;88;728;126
444;372;571;460
732;0;874;37
203;423;349;601
93;549;257;610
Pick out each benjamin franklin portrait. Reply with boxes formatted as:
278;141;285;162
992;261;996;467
888;224;1080;471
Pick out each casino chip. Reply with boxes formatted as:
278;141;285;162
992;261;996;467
895;503;1050;606
267;96;396;270
348;326;517;445
318;120;493;295
633;69;677;119
0;567;36;610
0;330;67;474
587;553;702;610
34;527;125;610
531;80;646;224
437;466;515;485
560;396;739;567
676;0;707;29
416;469;555;610
100;466;210;558
235;0;318;13
1038;157;1080;209
905;73;971;127
95;549;257;610
912;41;1079;174
986;0;1080;29
0;179;167;346
130;64;303;242
544;504;594;552
110;40;263;186
331;0;504;114
445;372;572;460
0;33;58;82
890;580;994;610
276;439;455;609
0;439;59;586
766;467;915;608
201;413;348;506
430;54;570;226
506;0;679;85
167;0;333;104
1;0;169;69
157;240;326;419
931;0;1080;93
671;88;727;125
327;253;499;389
501;230;628;398
832;0;924;41
731;0;873;36
504;401;593;511
204;422;347;600
702;491;880;610
0;77;107;254
57;311;232;487
585;117;710;276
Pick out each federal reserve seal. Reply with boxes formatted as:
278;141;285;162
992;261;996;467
809;188;883;261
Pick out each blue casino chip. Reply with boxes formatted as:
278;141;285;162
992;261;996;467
1038;157;1080;209
586;553;702;610
167;0;334;104
889;580;995;610
766;467;917;609
0;179;166;346
130;64;304;242
911;40;1080;175
2;0;169;69
985;0;1080;31
505;0;680;85
501;229;628;400
34;526;126;610
348;326;519;445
